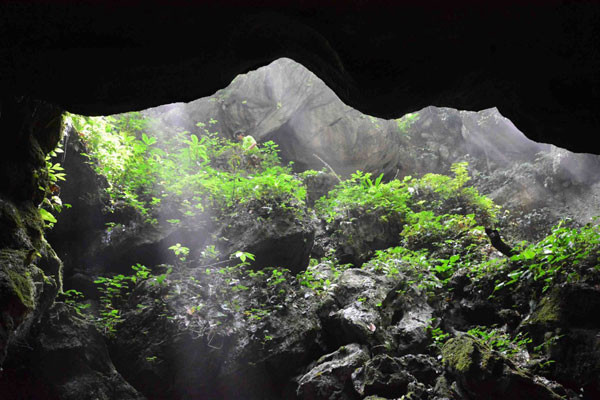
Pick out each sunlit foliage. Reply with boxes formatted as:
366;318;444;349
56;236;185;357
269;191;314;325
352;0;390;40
67;113;305;224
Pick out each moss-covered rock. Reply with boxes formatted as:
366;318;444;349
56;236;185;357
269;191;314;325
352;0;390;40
442;335;561;399
524;284;600;333
526;288;562;327
0;248;59;366
0;250;36;311
442;335;483;375
0;193;62;367
4;266;35;311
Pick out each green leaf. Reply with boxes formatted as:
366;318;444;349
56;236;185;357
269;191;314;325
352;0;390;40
39;208;57;223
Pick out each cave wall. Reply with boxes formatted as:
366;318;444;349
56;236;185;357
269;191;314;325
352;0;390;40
0;97;64;366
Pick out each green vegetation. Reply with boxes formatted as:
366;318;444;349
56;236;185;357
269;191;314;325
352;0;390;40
65;110;600;366
495;220;600;293
296;259;351;294
396;112;419;133
67;113;305;225
93;264;152;335
61;289;91;316
5;266;35;310
426;319;450;349
313;162;498;294
37;142;70;228
466;327;532;358
315;162;498;227
315;170;409;223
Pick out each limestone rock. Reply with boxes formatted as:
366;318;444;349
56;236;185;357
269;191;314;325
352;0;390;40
296;343;370;400
351;354;440;399
0;303;143;400
442;335;561;399
210;199;315;273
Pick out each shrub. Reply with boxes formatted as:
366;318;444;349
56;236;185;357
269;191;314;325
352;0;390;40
67;113;305;224
494;220;600;293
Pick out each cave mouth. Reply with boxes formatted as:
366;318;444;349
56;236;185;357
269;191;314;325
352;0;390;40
49;56;600;319
3;57;600;400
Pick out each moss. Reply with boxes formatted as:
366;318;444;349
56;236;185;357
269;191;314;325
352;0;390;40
37;241;63;291
5;267;35;310
19;205;45;247
0;199;45;251
443;335;505;383
527;289;561;326
442;335;476;373
0;249;37;311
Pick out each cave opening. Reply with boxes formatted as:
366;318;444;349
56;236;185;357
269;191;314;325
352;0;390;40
3;0;600;397
0;57;596;399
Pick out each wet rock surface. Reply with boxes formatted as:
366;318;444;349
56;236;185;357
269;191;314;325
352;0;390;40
0;303;143;400
0;99;63;369
209;199;316;274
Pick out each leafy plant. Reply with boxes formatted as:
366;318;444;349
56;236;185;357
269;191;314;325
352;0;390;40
467;326;532;358
68;113;306;225
61;289;91;316
315;162;498;231
169;243;190;263
493;220;600;294
93;263;153;336
296;260;349;294
426;319;450;349
37;142;70;228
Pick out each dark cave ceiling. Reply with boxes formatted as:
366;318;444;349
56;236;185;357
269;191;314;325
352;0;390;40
1;0;599;154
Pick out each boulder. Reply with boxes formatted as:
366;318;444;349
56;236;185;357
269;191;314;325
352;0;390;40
0;302;143;400
521;284;600;395
321;207;405;267
441;335;561;399
210;199;315;273
351;354;441;399
296;343;370;400
304;171;339;208
320;269;396;349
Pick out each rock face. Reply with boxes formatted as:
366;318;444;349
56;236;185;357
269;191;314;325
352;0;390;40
0;98;63;368
144;58;403;177
0;303;143;400
45;125;109;281
521;285;600;397
209;199;316;273
296;343;370;400
109;265;325;400
137;59;600;245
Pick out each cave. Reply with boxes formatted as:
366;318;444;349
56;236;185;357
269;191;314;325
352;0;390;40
1;2;600;399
